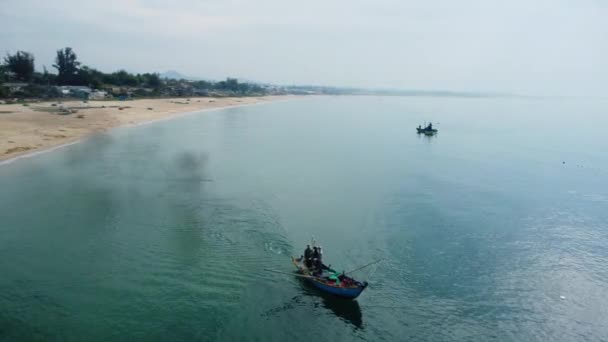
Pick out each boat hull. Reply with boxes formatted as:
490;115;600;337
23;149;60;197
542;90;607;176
417;128;438;134
307;278;367;299
292;257;368;299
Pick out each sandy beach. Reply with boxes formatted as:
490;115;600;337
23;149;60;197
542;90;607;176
0;96;293;162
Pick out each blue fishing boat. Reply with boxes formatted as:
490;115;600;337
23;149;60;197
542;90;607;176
291;257;368;299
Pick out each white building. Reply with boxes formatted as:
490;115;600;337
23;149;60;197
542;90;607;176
88;90;107;100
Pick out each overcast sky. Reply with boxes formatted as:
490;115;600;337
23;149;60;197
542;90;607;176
1;0;606;95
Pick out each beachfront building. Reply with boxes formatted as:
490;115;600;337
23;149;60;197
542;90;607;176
1;82;29;93
56;86;92;98
88;90;107;100
51;86;108;100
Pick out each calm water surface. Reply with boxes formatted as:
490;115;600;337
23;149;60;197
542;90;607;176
1;96;608;341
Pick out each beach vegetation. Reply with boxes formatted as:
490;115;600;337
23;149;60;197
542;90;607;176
74;66;104;88
0;64;8;84
141;73;161;89
32;66;58;85
4;51;35;81
0;47;284;99
54;47;81;85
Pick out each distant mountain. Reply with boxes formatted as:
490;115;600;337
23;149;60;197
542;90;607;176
160;70;192;80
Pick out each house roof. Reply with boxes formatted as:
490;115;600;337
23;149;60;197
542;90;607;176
57;86;92;92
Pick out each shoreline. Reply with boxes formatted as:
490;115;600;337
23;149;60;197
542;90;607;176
0;95;299;165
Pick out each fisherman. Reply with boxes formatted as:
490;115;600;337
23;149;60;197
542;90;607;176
318;246;323;263
427;122;433;130
312;247;322;271
303;245;313;269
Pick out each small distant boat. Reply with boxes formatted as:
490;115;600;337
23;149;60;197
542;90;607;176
290;257;368;299
417;123;438;135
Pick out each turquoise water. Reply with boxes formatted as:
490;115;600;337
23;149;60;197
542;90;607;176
1;96;608;341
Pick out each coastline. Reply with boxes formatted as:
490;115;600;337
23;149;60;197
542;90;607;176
0;95;298;164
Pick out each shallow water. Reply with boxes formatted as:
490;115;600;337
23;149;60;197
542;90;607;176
1;96;607;341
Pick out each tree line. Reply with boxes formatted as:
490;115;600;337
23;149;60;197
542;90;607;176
0;47;265;98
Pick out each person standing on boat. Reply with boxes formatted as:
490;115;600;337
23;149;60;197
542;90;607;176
312;247;321;271
304;245;313;269
317;246;328;271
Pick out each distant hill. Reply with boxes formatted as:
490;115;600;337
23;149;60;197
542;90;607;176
160;70;192;80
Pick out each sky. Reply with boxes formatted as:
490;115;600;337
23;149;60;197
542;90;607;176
1;0;607;96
